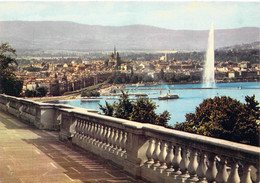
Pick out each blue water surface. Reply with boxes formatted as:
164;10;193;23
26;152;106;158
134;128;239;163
59;82;260;126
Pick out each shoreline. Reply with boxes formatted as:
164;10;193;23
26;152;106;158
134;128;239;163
29;80;260;103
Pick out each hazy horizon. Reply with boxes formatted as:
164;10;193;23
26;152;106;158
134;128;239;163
1;20;260;31
0;1;259;30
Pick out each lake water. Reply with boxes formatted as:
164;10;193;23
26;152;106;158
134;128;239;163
58;82;260;126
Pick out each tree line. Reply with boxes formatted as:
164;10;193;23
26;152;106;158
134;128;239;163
107;71;201;84
0;43;23;96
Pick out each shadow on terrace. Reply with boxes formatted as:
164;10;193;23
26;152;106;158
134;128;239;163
0;110;145;183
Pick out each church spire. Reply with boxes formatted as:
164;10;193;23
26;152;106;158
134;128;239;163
114;46;116;57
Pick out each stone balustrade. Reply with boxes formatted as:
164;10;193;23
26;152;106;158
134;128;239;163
0;94;259;183
0;94;73;130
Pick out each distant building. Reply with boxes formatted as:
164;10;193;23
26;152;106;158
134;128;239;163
108;46;121;69
239;61;251;69
228;71;239;79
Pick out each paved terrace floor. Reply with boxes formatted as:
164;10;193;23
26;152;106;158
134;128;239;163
0;110;145;183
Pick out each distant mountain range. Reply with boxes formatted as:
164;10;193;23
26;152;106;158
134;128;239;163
217;41;260;51
0;21;259;51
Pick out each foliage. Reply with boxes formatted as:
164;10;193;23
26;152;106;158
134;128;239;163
81;90;100;97
23;66;42;72
0;43;23;96
114;91;133;120
99;91;171;127
130;98;171;126
130;98;158;123
25;86;48;97
1;69;23;96
175;95;260;146
106;71;199;85
99;101;115;116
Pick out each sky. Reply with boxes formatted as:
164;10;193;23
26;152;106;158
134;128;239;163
0;1;259;30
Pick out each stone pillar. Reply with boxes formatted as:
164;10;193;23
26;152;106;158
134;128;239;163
123;124;148;178
59;110;76;141
35;104;57;130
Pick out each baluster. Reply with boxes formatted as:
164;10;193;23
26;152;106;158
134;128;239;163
152;140;161;170
93;123;98;145
172;145;182;177
96;124;101;145
108;128;114;151
78;119;82;139
227;161;240;183
111;128;118;153
89;122;94;144
187;149;199;182
241;164;252;183
86;121;92;143
82;120;87;140
178;147;190;179
99;124;104;144
77;119;82;139
79;120;85;140
216;156;229;183
197;152;207;183
146;138;155;168
158;141;168;173
94;123;99;145
105;127;111;150
103;125;108;147
116;130;123;155
121;131;127;158
75;119;80;138
97;124;103;147
206;153;217;182
81;120;85;139
101;125;107;149
165;143;174;176
74;119;78;137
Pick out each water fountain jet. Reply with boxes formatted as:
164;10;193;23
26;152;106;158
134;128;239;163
203;23;215;88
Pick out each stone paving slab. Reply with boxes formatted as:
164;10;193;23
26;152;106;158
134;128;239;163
0;110;145;183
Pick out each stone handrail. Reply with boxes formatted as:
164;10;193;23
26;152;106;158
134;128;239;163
0;94;76;130
0;94;259;183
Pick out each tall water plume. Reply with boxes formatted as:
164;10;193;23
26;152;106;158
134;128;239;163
203;23;215;88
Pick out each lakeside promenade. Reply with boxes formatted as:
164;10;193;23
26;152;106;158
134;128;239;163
0;110;144;183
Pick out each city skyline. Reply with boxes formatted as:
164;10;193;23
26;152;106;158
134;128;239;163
0;1;259;30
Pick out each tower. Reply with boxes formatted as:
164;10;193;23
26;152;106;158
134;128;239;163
114;46;117;58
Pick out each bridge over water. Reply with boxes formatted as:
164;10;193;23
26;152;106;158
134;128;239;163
0;94;259;183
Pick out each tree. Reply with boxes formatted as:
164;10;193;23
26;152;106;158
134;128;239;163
36;86;48;97
130;98;171;126
1;69;23;96
25;86;48;97
114;91;133;120
175;96;260;146
0;43;23;96
130;98;158;124
99;91;171;127
99;101;115;116
81;90;100;97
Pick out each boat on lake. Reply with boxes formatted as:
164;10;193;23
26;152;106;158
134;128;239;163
158;93;179;100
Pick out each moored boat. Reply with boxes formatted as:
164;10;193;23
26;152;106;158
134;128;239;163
158;94;179;100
